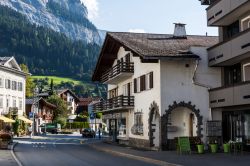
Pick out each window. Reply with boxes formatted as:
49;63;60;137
241;15;250;31
243;63;250;81
123;82;132;96
134;72;153;93
131;112;143;135
0;96;3;108
0;78;3;88
140;75;146;91
6;98;9;108
18;82;23;91
109;88;118;99
18;98;22;110
13;98;16;108
5;79;11;89
12;81;17;90
224;63;241;86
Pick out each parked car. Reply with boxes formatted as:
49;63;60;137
82;128;95;138
39;123;61;134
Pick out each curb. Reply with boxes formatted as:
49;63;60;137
89;144;181;166
11;142;23;166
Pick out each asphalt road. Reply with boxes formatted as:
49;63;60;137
14;138;158;166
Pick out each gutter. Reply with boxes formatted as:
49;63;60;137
192;59;212;89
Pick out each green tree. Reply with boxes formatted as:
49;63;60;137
20;64;35;97
47;95;69;121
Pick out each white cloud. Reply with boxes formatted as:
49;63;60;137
128;29;146;33
80;0;99;20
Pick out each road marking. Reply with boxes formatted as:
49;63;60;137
11;143;23;166
90;144;182;166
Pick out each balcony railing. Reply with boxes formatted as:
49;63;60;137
206;0;249;26
208;28;250;66
93;95;134;112
101;62;134;84
209;81;250;108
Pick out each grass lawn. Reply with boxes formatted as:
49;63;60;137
31;76;84;85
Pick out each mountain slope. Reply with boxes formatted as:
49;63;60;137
0;5;100;80
0;0;102;44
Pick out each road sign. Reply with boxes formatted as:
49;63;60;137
90;112;95;120
29;112;34;118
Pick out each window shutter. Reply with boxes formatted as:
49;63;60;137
134;78;137;93
140;75;146;91
150;72;153;89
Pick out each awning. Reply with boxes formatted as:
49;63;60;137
0;116;15;123
18;116;33;124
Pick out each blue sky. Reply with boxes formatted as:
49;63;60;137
82;0;218;36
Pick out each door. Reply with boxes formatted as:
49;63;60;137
109;119;118;142
222;112;244;142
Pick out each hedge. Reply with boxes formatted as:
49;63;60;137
65;122;89;129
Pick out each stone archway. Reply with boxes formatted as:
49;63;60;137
148;101;160;148
161;101;203;150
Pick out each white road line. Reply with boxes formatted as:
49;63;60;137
11;143;23;166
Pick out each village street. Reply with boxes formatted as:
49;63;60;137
10;134;250;166
13;134;158;166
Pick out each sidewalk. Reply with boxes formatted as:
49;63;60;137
0;149;18;166
90;142;250;166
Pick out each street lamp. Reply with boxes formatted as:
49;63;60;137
33;86;39;136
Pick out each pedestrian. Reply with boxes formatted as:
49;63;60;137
98;128;101;140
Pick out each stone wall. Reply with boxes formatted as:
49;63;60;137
128;138;150;149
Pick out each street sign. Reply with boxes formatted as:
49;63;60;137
29;112;34;118
90;112;95;120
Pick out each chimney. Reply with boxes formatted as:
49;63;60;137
173;23;187;39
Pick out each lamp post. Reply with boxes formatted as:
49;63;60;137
33;86;39;136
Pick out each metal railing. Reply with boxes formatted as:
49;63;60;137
92;95;134;112
101;62;134;83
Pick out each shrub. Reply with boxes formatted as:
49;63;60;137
0;133;12;141
65;122;89;129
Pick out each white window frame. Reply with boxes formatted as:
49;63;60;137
243;63;250;81
13;98;16;108
0;95;3;108
18;98;22;110
145;73;150;90
241;15;250;31
5;79;11;89
0;77;3;88
136;77;140;93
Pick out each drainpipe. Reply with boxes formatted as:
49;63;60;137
192;59;212;89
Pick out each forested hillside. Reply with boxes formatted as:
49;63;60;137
0;5;100;81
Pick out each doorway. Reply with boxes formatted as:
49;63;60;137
109;119;118;142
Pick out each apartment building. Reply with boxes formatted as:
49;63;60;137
0;57;26;117
200;0;250;148
92;24;220;150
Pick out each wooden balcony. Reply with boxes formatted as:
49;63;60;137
92;95;134;112
209;81;250;108
206;0;249;26
101;62;134;84
208;29;250;66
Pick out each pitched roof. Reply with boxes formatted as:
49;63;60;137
25;98;56;109
56;89;80;102
108;32;217;57
0;57;12;65
92;32;218;81
78;97;102;106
